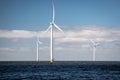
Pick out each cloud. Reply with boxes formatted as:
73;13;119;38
0;26;120;61
0;30;62;38
0;30;37;38
0;48;15;52
0;26;120;43
0;47;31;53
55;26;120;43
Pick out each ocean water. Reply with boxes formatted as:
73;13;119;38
0;61;120;80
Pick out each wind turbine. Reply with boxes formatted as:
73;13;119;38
45;0;64;63
36;36;42;61
91;40;99;61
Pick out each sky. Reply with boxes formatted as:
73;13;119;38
0;0;120;61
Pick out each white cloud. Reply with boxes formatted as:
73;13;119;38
0;47;31;52
0;48;15;52
0;26;120;61
55;26;120;43
0;26;120;43
0;30;37;38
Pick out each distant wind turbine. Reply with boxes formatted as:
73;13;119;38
36;36;42;61
45;0;64;63
91;40;99;61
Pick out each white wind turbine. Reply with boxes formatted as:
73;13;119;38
91;40;99;61
36;35;42;61
45;0;64;63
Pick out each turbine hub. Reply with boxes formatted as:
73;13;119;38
50;22;54;25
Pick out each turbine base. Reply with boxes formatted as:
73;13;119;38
50;58;54;63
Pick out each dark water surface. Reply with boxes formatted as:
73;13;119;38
0;61;120;80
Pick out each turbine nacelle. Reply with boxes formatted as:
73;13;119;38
93;43;99;48
90;39;100;47
37;36;42;44
46;22;64;33
50;22;54;25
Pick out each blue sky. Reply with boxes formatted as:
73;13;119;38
0;0;120;61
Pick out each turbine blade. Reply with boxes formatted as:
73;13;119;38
96;43;100;46
53;23;64;33
45;25;52;32
38;41;42;44
90;39;95;44
52;0;55;23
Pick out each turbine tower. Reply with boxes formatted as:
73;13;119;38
46;0;64;63
36;36;42;61
91;40;99;61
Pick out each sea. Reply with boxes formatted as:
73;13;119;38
0;61;120;80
